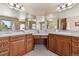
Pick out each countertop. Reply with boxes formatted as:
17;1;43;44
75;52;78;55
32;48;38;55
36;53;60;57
0;30;79;37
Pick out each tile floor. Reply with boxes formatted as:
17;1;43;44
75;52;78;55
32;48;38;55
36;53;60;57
24;45;58;56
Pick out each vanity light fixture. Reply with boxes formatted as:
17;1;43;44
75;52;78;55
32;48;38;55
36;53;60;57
16;3;19;8
57;3;74;12
8;3;25;11
67;3;73;6
62;4;66;8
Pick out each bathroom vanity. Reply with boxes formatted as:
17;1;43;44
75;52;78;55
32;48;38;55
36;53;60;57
0;32;34;56
48;31;79;56
0;31;79;56
33;34;48;45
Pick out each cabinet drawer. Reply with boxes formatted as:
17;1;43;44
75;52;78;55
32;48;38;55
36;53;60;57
33;35;40;39
72;46;79;54
27;40;33;44
0;37;9;52
48;37;54;40
72;53;79;56
72;42;79;47
0;50;9;56
72;37;79;42
10;35;25;41
27;37;33;40
40;35;48;39
0;47;9;56
26;34;32;38
0;37;9;40
27;40;33;47
27;37;33;41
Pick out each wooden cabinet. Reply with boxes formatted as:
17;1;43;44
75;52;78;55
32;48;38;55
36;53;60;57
55;35;71;56
48;34;56;53
10;35;25;56
0;37;9;56
48;34;72;56
72;37;79;56
25;34;34;52
0;33;34;56
34;35;47;45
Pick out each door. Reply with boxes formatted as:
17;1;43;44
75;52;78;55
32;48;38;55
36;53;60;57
58;18;67;30
61;18;67;30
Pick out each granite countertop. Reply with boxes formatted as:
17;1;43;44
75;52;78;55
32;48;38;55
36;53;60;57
0;30;79;37
0;32;30;37
49;30;79;37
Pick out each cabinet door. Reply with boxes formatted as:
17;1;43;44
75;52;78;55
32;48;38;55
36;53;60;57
10;39;25;56
55;37;63;55
0;37;9;56
26;34;34;52
62;39;71;56
26;38;33;52
55;35;71;56
48;34;55;52
72;37;79;55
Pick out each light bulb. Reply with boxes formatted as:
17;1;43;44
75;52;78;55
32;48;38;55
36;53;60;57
21;7;24;10
57;7;60;10
16;4;20;8
67;3;72;6
62;5;66;8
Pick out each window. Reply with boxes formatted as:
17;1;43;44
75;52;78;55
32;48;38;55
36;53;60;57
20;23;25;30
32;23;36;30
0;20;12;30
29;21;36;30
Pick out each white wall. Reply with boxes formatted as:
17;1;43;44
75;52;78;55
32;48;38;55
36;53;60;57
0;3;26;21
56;4;79;31
56;4;79;18
17;12;26;21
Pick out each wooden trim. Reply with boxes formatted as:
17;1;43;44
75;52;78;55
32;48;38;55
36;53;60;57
0;15;18;20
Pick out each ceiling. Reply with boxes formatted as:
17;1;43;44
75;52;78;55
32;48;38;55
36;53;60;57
21;3;60;16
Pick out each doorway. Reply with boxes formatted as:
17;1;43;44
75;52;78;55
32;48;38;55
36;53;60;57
57;18;67;30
